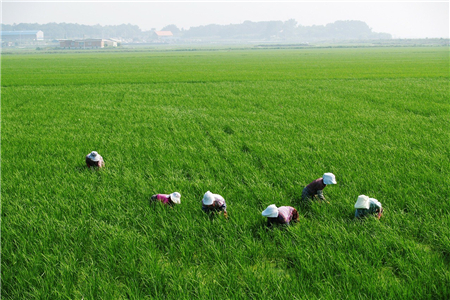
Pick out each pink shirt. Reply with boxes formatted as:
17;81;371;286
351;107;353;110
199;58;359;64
156;194;171;205
277;206;297;224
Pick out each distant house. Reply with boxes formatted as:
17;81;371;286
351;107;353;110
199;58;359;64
152;31;175;43
1;30;44;42
103;39;118;47
59;38;117;49
155;31;173;38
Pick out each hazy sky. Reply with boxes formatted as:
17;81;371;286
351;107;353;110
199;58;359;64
1;1;449;39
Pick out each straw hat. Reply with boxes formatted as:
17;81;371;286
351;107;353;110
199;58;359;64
323;173;337;185
88;151;101;162
170;192;181;204
262;204;279;218
354;195;370;209
202;191;215;205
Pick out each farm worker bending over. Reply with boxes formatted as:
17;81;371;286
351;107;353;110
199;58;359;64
202;191;228;218
354;195;383;220
301;173;337;202
151;192;181;206
86;151;105;168
262;204;299;226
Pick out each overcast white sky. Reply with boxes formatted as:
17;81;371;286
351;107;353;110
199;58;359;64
1;1;449;38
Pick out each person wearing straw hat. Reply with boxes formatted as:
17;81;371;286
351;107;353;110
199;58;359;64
354;195;383;220
301;173;337;202
202;191;227;218
262;204;299;226
151;192;181;206
85;151;105;168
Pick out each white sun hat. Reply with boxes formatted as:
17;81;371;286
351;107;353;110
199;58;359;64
369;198;381;208
88;151;101;162
262;204;279;218
323;173;337;185
355;195;370;209
202;191;215;205
170;192;181;204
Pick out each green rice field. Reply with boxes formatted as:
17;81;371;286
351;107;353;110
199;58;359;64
2;47;449;299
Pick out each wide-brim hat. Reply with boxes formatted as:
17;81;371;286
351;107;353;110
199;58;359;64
88;151;101;162
323;173;337;185
170;192;181;204
369;198;381;207
202;191;215;205
262;204;279;218
355;195;370;209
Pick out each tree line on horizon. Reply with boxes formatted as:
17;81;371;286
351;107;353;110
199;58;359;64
1;20;392;42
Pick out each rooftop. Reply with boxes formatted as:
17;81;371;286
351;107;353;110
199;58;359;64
155;31;173;37
1;30;43;36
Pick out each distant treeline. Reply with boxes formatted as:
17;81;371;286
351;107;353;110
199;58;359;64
1;23;146;41
181;20;391;40
1;20;392;41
